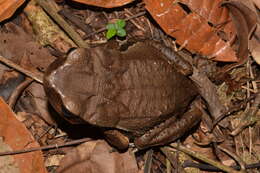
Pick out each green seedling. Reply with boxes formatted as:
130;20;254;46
106;19;126;39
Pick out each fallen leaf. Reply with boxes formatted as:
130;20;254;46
144;0;238;62
71;0;134;8
218;1;257;72
57;140;138;173
0;23;56;70
0;0;25;22
0;97;47;173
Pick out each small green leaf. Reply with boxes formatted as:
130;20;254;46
116;19;126;28
116;28;126;37
106;29;117;39
106;23;116;30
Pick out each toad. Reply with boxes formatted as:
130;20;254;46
44;42;202;149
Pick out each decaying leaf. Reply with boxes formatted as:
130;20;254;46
0;0;25;22
71;0;135;8
0;97;47;173
57;140;138;173
144;0;238;62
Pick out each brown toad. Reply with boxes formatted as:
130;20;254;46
44;42;201;149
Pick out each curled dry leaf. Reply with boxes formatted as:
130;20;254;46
57;140;138;173
231;0;260;65
0;97;47;173
218;1;257;72
0;0;25;22
144;0;238;62
71;0;135;8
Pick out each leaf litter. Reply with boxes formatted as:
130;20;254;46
0;0;259;173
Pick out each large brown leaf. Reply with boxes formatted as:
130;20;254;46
0;0;25;22
71;0;135;8
0;97;47;173
144;0;238;62
57;140;138;173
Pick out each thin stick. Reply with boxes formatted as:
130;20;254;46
0;138;91;156
169;144;243;173
0;55;43;83
218;146;246;171
58;8;93;34
183;160;260;171
144;149;153;173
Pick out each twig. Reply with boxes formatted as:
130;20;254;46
190;68;228;128
0;55;43;83
183;160;260;171
161;146;185;172
35;125;53;142
166;159;172;173
0;138;91;156
124;12;146;32
144;149;153;173
83;11;146;39
36;0;89;48
58;8;93;34
8;77;34;109
169;143;243;173
218;146;246;171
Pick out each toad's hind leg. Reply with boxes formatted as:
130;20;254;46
134;104;202;149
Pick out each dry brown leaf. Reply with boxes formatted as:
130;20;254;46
71;0;134;8
230;0;260;65
144;0;238;62
0;23;55;70
0;97;47;173
57;140;138;173
180;0;236;41
219;1;257;72
0;0;25;22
